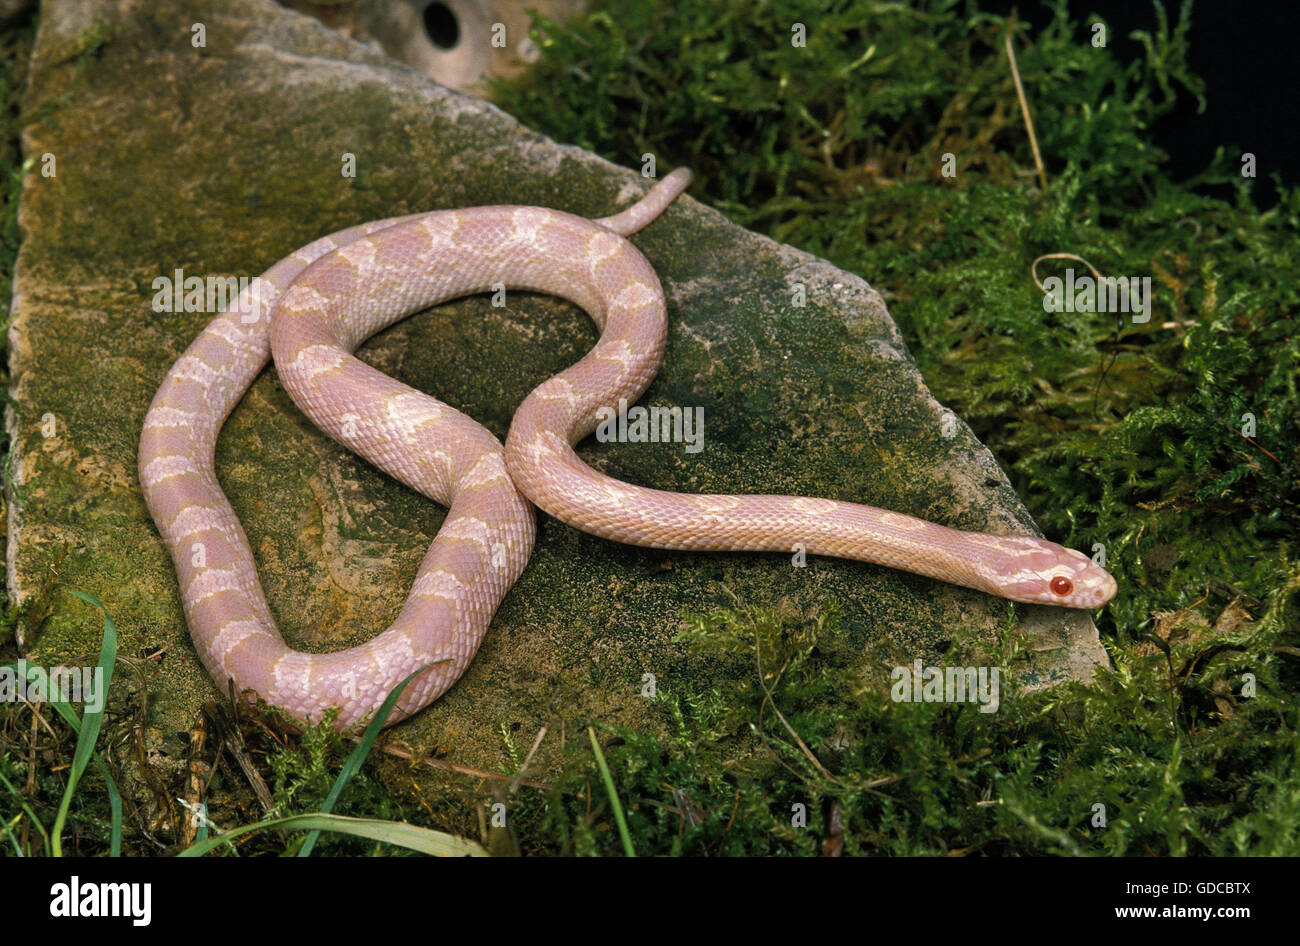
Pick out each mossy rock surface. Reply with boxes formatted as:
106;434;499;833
9;0;1106;795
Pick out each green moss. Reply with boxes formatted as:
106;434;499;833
501;586;1298;855
482;0;1300;854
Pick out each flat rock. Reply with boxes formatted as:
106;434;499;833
8;0;1108;793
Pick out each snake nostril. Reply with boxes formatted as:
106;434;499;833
1050;576;1073;596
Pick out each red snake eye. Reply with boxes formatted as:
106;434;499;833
1050;576;1074;596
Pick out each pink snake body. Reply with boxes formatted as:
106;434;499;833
139;168;1116;730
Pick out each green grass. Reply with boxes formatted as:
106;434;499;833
2;602;483;856
2;0;1297;855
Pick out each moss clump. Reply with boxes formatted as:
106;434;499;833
503;590;1298;855
486;0;1300;854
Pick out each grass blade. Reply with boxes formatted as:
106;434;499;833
298;660;445;857
0;766;51;856
38;700;123;857
180;812;486;858
49;591;117;857
588;726;635;857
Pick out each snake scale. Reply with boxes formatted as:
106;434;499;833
139;167;1117;730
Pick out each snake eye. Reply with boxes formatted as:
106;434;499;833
1050;576;1074;596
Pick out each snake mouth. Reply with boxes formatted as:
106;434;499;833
1061;570;1117;608
1094;570;1119;606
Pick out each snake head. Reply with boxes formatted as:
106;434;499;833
986;539;1117;608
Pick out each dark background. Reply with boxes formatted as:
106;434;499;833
984;1;1298;207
